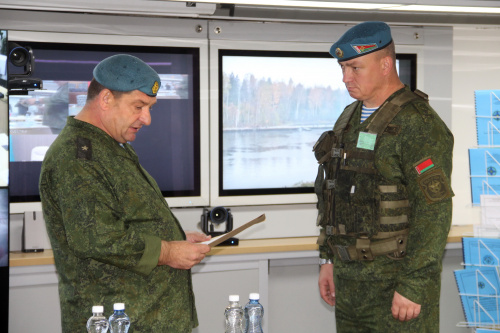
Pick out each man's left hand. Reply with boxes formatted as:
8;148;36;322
391;291;421;322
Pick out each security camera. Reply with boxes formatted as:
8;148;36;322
201;206;233;236
8;42;34;77
8;42;42;94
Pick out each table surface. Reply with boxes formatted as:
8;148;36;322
9;224;474;267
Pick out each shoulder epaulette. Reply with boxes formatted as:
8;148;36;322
76;137;92;160
413;89;429;101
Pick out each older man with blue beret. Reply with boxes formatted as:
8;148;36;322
40;54;211;332
314;22;453;332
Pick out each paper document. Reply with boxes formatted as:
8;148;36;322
202;214;266;247
481;195;500;227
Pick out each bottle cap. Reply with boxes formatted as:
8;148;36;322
249;293;260;300
114;303;125;311
229;295;239;302
92;305;104;313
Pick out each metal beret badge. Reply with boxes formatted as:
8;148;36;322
335;47;344;58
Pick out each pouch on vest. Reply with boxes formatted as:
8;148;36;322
313;130;337;163
313;130;339;229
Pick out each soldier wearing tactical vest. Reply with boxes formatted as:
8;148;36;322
314;22;453;332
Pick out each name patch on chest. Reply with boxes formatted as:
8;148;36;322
356;132;377;150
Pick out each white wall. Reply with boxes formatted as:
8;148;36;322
451;25;500;226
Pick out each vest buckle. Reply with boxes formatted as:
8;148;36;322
334;245;352;262
326;179;336;190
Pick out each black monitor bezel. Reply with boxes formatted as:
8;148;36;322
8;42;201;202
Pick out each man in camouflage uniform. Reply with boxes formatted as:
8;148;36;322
314;22;453;332
39;54;211;332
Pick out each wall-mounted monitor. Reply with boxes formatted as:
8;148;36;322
0;30;6;88
0;28;8;331
215;48;417;204
8;37;209;211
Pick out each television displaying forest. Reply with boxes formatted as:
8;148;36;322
219;53;355;192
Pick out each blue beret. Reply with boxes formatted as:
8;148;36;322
329;21;393;62
93;54;161;97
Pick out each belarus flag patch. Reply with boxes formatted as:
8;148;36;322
352;43;378;54
415;158;435;175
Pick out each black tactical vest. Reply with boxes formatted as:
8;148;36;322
313;89;429;261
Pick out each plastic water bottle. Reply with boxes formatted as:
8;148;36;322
109;303;131;333
225;295;244;333
86;305;109;333
244;293;264;333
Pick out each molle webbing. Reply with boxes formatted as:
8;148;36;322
340;151;377;174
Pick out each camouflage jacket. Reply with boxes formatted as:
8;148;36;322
40;116;197;333
317;86;454;305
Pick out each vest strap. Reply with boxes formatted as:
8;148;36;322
328;230;409;261
371;229;409;239
380;200;410;209
346;150;375;160
340;165;377;174
380;214;408;225
365;90;419;136
379;185;398;193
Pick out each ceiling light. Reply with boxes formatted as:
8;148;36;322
166;0;398;10
382;5;500;14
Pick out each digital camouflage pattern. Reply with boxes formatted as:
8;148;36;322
333;275;440;332
40;116;198;333
316;86;453;332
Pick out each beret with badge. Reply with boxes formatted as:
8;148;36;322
93;54;161;97
329;21;393;62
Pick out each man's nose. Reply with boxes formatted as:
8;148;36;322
140;108;151;126
342;69;352;83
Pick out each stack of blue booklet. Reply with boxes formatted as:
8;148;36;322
455;237;500;330
469;90;500;205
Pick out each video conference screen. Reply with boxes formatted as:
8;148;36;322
0;28;8;329
219;49;416;196
8;42;201;202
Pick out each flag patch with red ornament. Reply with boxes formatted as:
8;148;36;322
415;158;434;175
352;43;378;54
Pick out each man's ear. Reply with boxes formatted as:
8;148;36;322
380;55;393;76
98;89;114;110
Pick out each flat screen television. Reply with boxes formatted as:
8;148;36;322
8;42;201;205
0;28;8;332
218;49;417;198
0;30;6;88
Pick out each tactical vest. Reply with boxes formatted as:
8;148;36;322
313;89;429;262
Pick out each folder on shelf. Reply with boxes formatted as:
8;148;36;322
475;90;500;146
455;267;500;327
469;148;500;205
463;237;500;268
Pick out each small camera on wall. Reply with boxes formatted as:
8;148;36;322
201;206;233;236
201;206;238;246
8;42;43;93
